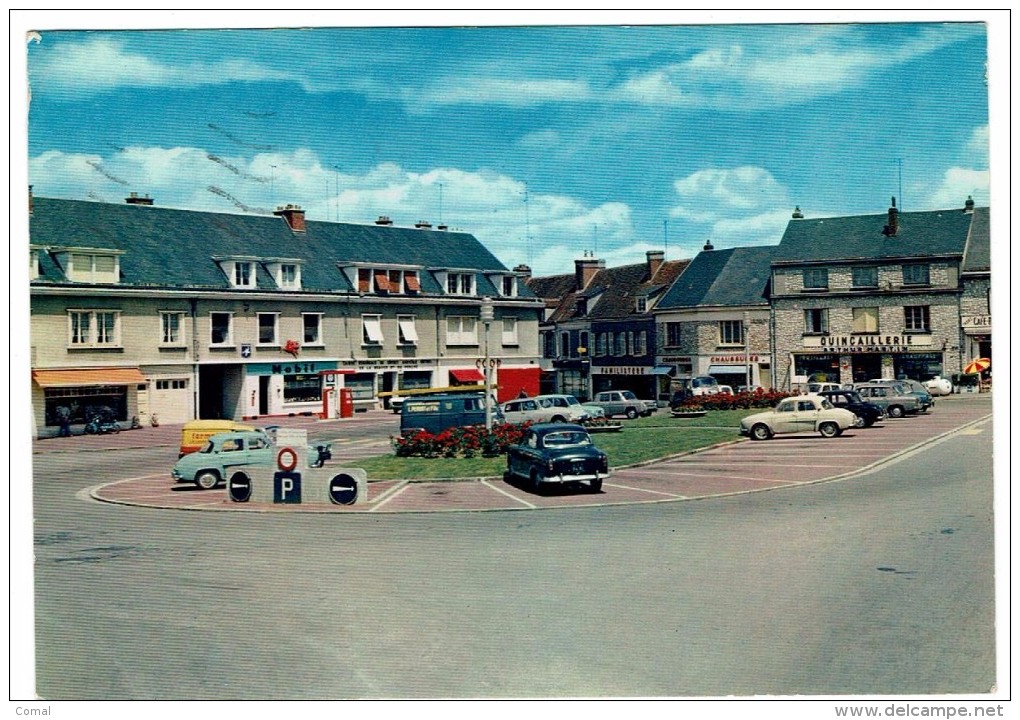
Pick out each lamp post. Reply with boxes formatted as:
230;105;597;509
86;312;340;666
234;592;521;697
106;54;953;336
480;297;495;430
743;311;751;390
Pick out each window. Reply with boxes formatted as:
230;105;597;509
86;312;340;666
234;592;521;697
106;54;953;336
902;264;931;286
388;270;404;294
302;313;322;345
502;317;518;345
160;312;185;345
719;320;744;345
68;252;119;283
804;309;829;334
578;331;590;356
210;312;233;345
278;263;300;289
30;250;40;280
560;331;571;357
542;331;556;358
615;333;627;356
635;296;648;313
357;268;372;293
904;305;930;332
398;315;419;345
257;313;278;345
501;276;516;296
666;322;683;348
447;316;477;345
852;307;879;333
852;266;878;288
362;315;384;344
155;379;188;390
447;272;475;295
606;331;615;356
232;261;255;288
803;267;829;290
68;310;120;348
637;330;647;356
404;271;421;293
595;332;606;357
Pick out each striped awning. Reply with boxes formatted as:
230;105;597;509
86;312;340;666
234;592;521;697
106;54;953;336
32;367;146;388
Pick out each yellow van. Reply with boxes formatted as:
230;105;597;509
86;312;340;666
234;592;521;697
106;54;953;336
179;419;256;457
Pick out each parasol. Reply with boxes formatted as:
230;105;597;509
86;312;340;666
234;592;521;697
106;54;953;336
963;357;991;375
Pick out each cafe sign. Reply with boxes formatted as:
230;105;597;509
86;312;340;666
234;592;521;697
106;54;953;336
803;334;933;353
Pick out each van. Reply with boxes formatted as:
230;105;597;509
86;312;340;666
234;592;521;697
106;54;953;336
400;393;503;436
179;419;257;457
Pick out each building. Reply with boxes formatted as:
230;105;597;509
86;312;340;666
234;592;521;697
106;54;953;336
527;251;689;401
769;198;987;389
654;243;774;390
29;193;543;437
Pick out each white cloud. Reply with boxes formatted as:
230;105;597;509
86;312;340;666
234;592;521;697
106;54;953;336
406;77;591;110
670;166;789;221
31;36;294;96
930;167;989;208
965;125;990;166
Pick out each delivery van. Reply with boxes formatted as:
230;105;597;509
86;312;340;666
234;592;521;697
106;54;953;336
400;393;503;436
179;419;258;457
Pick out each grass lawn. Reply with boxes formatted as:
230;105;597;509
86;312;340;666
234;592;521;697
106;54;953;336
358;408;763;481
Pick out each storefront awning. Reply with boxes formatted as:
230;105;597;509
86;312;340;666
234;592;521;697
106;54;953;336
707;365;747;375
32;367;146;388
650;365;676;376
450;368;485;383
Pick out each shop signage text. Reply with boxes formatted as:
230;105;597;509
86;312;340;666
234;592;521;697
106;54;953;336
354;358;435;369
592;366;650;375
247;362;337;376
709;354;761;363
962;315;992;330
804;334;932;352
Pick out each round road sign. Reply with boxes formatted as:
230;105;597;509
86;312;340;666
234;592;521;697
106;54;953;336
277;447;298;471
228;471;252;502
329;473;359;505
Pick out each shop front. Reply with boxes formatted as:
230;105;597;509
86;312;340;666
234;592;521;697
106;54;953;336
795;334;944;386
243;360;338;418
705;353;767;390
32;366;147;437
590;364;672;403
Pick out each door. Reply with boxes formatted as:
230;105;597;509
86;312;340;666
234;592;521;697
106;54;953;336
259;376;270;416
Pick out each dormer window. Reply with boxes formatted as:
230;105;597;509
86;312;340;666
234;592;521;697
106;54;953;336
62;250;122;284
277;263;300;289
348;265;419;294
234;261;254;288
446;272;475;296
500;275;517;297
635;296;648;313
30;249;40;280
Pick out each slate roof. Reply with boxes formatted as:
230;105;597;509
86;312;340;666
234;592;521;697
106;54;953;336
656;245;774;309
29;197;534;297
773;207;975;264
962;207;990;273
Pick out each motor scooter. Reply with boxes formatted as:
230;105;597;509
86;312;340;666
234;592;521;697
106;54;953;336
84;412;121;434
310;443;332;468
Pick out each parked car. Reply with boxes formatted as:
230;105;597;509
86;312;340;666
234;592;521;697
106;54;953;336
806;382;842;394
579;403;607;419
739;395;857;440
924;376;954;396
171;430;323;490
504;423;610;493
868;379;934;412
852;383;920;418
500;397;561;425
533;394;591;423
400;393;503;436
589;390;657;419
815;389;885;428
178;419;259;457
717;385;734;395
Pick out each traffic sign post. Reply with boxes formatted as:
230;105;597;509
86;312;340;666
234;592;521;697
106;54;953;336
328;473;360;505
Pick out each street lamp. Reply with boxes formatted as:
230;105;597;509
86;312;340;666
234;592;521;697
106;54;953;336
480;297;495;430
743;311;751;390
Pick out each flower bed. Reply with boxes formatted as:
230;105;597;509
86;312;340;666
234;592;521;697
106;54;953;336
581;417;623;431
392;421;532;458
675;389;795;412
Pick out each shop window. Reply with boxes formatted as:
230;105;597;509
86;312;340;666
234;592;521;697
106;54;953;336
210;312;233;346
904;305;930;332
719;320;744;345
257;313;279;345
44;385;127;426
804;309;829;334
447;316;477;346
852;266;878;288
283;373;321;403
802;267;829;290
362;315;384;345
68;310;120;348
852;307;879;333
303;313;322;345
902;264;930;286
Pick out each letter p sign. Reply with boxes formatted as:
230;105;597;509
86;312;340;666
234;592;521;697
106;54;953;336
273;471;302;504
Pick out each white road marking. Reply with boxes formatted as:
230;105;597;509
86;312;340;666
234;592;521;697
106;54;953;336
604;482;687;498
367;481;411;512
481;480;537;508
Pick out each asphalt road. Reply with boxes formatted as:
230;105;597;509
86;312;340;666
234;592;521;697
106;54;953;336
26;412;997;699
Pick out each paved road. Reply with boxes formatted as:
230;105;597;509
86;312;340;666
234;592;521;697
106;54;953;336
80;394;992;513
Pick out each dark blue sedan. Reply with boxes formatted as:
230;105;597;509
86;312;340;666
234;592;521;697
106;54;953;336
505;423;610;494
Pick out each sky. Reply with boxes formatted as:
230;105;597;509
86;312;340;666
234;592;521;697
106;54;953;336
18;10;997;278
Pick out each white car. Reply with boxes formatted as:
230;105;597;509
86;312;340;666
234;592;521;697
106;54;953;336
739;395;857;440
501;397;563;424
533;394;591;423
924;376;954;396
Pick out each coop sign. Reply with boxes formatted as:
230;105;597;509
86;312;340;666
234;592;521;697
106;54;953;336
803;334;933;353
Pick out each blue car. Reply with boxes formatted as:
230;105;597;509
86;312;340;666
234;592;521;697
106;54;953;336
504;423;610;494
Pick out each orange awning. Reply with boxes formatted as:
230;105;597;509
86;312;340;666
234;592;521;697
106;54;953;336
450;368;485;383
33;367;146;388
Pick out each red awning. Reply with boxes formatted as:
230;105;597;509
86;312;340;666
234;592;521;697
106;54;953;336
450;368;485;383
32;367;146;388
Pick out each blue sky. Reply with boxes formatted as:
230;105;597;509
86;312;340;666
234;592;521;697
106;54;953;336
21;11;995;276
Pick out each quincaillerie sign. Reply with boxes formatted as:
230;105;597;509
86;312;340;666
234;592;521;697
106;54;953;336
803;334;933;353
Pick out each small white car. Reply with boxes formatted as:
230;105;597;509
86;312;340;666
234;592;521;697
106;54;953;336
501;397;562;425
924;376;954;396
739;396;857;440
533;394;591;423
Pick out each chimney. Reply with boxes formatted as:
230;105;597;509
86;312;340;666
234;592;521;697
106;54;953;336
646;250;664;279
513;263;532;280
414;220;433;230
703;239;715;251
964;195;975;214
375;215;394;226
273;203;306;232
792;205;804;219
574;255;604;289
437;224;449;231
125;192;154;206
882;197;898;237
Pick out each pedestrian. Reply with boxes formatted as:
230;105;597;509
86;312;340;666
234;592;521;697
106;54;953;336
517;388;528;398
57;405;71;437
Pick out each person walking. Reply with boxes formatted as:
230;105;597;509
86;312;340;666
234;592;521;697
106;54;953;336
57;405;72;437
